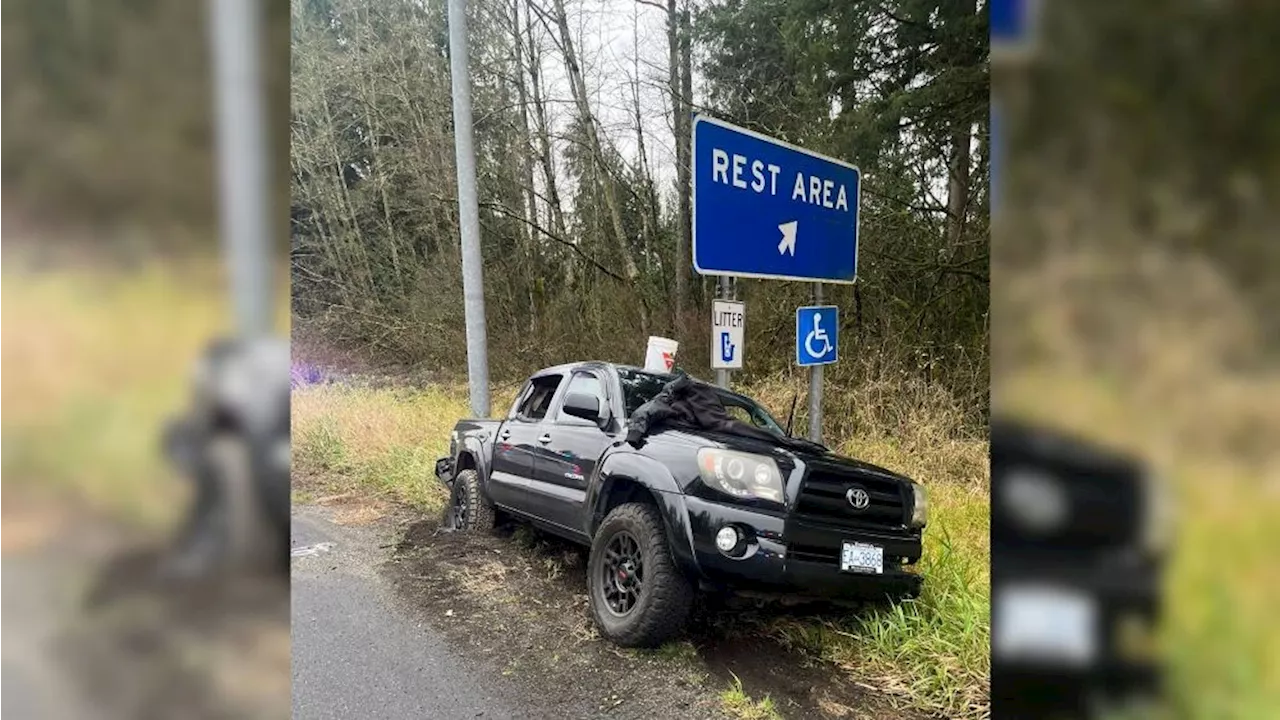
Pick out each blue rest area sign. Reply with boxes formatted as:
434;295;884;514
990;0;1041;57
796;305;838;367
692;115;860;283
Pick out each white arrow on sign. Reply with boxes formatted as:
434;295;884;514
777;220;797;256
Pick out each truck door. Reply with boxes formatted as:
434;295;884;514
531;370;615;538
487;373;563;509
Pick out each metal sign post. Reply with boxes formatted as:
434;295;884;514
447;0;490;417
807;283;824;442
796;291;839;443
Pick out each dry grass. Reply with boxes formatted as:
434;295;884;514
2;257;229;526
291;382;501;512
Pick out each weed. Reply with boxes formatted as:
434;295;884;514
720;673;783;720
651;640;699;664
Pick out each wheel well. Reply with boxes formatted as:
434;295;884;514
456;452;477;472
593;476;657;531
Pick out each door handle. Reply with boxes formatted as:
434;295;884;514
499;430;511;441
538;433;552;444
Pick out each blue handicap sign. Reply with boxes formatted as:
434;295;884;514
796;306;839;366
692;115;860;283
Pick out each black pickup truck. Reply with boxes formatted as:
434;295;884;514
434;362;928;647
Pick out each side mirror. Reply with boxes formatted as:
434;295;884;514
562;392;607;427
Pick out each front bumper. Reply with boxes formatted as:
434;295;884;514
992;552;1163;710
681;495;924;600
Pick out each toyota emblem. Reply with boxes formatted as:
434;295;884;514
845;486;870;510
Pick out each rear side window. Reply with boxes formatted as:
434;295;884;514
556;372;606;422
516;375;562;420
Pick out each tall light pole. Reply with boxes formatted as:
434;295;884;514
209;0;270;336
448;0;491;417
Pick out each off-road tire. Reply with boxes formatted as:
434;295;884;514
443;469;497;532
588;502;694;647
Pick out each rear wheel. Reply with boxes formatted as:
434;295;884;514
442;469;496;532
587;502;694;647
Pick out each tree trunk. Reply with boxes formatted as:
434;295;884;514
525;0;567;278
679;1;693;272
550;0;640;282
505;0;539;331
667;0;688;328
631;5;658;273
944;0;977;252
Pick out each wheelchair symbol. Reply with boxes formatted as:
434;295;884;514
804;312;833;359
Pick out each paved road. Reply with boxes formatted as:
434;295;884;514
2;548;97;720
291;508;539;720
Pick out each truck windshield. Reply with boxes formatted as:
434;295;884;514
616;368;788;436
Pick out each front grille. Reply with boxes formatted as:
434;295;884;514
792;466;906;531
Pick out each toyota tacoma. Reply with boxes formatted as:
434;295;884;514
434;362;928;647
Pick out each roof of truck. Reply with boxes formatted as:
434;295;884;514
528;362;763;407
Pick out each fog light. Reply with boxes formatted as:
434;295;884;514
715;526;740;553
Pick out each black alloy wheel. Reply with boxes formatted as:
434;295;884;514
448;482;470;530
441;469;496;532
586;502;694;647
599;530;644;615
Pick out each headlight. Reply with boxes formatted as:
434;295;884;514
910;482;929;528
1002;467;1068;533
696;448;784;504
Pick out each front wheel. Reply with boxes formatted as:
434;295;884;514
587;502;694;647
442;469;496;532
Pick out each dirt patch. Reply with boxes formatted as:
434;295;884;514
60;547;291;720
386;518;936;720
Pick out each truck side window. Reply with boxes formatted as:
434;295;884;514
557;372;606;422
516;375;562;421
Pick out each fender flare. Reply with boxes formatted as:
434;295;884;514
588;451;701;577
454;435;494;499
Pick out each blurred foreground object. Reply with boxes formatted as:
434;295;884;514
992;0;1280;716
162;337;291;577
991;418;1167;717
158;0;288;578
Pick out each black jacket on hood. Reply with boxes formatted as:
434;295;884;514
625;373;825;453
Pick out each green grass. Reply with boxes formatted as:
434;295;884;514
720;673;783;720
292;377;990;718
1002;367;1280;719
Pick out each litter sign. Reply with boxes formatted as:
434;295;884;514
711;300;745;370
796;305;838;366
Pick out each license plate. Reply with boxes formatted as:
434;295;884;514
840;541;883;574
994;585;1097;667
